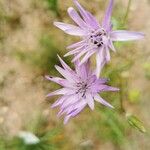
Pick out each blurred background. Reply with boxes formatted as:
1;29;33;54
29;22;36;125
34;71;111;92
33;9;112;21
0;0;150;149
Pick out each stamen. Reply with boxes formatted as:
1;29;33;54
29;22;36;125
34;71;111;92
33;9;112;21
76;81;89;97
86;28;107;49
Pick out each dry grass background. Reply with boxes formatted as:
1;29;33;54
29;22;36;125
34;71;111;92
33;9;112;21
0;0;150;149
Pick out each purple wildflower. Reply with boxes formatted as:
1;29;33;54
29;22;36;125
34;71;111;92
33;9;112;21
54;0;144;77
46;56;119;124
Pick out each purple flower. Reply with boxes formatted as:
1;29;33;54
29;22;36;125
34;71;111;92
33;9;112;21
46;56;119;124
54;0;144;77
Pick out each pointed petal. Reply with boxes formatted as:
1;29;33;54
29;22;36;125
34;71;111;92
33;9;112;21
98;78;108;84
59;100;85;117
79;50;96;66
61;94;79;110
72;47;89;62
102;0;114;31
100;85;119;92
67;7;87;28
51;96;67;108
77;62;90;78
64;115;71;124
46;88;71;97
86;94;94;110
67;40;85;49
85;11;100;29
67;102;86;117
64;45;85;57
45;75;66;86
94;94;114;108
55;65;77;82
54;22;87;36
73;0;92;28
96;48;106;77
57;55;72;71
105;46;111;62
110;30;144;41
108;40;116;52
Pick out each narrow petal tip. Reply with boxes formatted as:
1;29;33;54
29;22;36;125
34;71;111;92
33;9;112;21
45;75;52;80
67;7;74;13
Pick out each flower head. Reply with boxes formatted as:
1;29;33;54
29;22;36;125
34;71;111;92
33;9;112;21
54;0;144;77
46;56;119;124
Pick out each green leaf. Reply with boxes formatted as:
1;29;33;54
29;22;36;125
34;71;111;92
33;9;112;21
126;114;146;133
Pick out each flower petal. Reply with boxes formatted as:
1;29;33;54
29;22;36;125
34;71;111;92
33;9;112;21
79;50;96;66
61;94;79;110
86;94;94;110
51;96;68;108
111;30;144;41
105;46;111;62
67;40;85;49
102;0;114;31
96;47;106;77
100;85;119;92
55;65;77;82
73;0;93;28
85;11;100;29
71;47;90;62
54;22;87;36
94;94;114;108
46;88;72;97
108;40;116;52
67;7;87;28
64;45;85;57
45;75;67;86
57;55;72;71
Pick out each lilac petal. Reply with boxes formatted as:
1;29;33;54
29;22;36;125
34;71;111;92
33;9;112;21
79;50;96;66
75;59;91;77
67;7;87;28
72;47;90;62
45;75;67;86
69;104;86;117
108;40;116;52
73;0;92;28
66;100;86;115
55;65;77;82
105;46;111;62
102;0;114;31
110;30;144;41
59;100;84;117
64;115;71;124
61;94;78;110
64;45;85;57
86;11;100;29
46;88;72;97
78;63;90;78
57;55;72;71
94;94;114;108
96;48;105;77
54;22;87;36
100;85;119;92
67;40;85;49
51;96;67;108
98;78;108;84
86;94;94;110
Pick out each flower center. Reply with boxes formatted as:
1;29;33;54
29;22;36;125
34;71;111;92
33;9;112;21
76;81;89;98
87;28;108;48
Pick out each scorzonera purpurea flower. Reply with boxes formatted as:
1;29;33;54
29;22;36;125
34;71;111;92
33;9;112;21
54;0;144;77
46;56;119;124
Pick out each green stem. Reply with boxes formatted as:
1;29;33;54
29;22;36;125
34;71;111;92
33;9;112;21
122;0;132;26
119;76;126;113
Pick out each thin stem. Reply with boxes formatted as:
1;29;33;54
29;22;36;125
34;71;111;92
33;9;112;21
122;0;132;26
119;76;125;113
